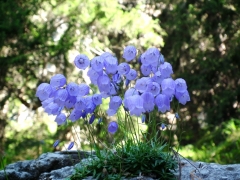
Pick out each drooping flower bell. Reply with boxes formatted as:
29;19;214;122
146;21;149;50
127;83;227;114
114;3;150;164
108;121;118;134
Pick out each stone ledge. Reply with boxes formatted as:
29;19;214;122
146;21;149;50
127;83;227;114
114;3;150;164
1;151;240;180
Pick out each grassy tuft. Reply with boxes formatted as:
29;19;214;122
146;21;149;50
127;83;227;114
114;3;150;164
70;138;177;180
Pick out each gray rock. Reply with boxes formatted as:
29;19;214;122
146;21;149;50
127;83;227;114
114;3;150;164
1;151;240;180
0;151;92;180
173;158;240;180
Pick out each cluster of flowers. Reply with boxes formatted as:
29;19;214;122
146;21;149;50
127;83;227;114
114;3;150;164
36;45;190;135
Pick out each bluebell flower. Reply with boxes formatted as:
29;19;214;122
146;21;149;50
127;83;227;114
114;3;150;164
69;108;82;122
127;95;145;116
124;88;139;99
126;69;137;80
122;45;137;62
159;62;173;78
64;95;76;109
175;78;187;93
55;113;67;125
175;90;190;105
75;96;86;111
109;96;122;110
104;56;118;74
97;75;111;93
74;54;90;70
91;56;104;72
155;94;170;113
108;121;118;134
135;77;152;93
146;82;160;96
161;78;176;98
92;94;102;106
67;142;74;150
50;74;66;89
36;83;53;101
141;47;160;66
84;96;96;114
66;82;80;96
117;62;130;75
140;64;152;76
41;97;54;108
141;92;155;112
44;102;62;115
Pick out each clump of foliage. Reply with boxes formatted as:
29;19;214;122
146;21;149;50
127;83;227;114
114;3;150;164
70;138;177;180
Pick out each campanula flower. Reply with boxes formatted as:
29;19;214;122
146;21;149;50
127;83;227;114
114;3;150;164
109;96;122;110
36;83;53;101
155;94;170;113
175;90;190;105
122;45;137;62
135;77;152;93
159;62;173;78
146;82;160;96
97;75;111;93
175;78;187;93
117;62;130;75
92;93;102;106
161;78;176;98
126;69;137;80
74;54;90;70
105;56;118;74
44;102;62;115
140;64;152;76
64;95;76;109
69;108;82;122
127;95;145;116
108;121;118;134
141;92;155;112
54;88;69;102
75;96;86;110
91;56;104;72
141;47;160;66
66;82;80;96
50;74;66;89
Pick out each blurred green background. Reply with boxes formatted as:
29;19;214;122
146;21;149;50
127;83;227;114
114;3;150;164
0;0;240;167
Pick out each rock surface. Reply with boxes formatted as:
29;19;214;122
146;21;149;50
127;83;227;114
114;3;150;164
0;151;240;180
